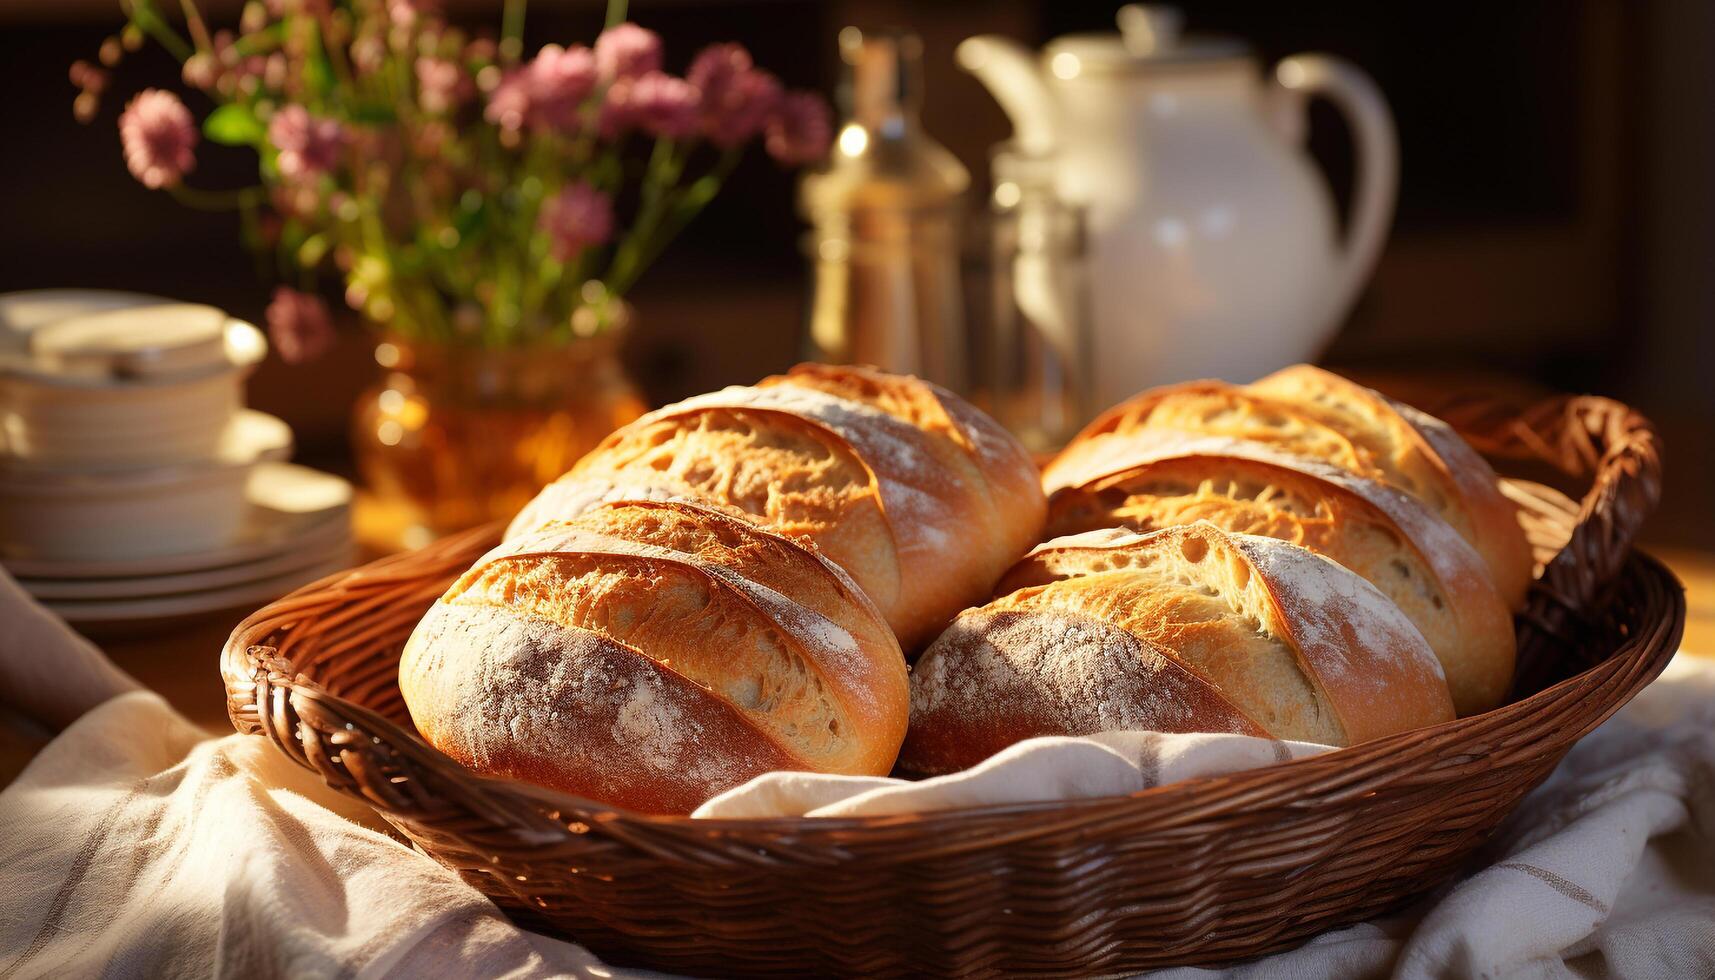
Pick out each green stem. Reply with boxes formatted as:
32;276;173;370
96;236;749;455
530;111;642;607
231;22;285;57
632;160;735;274
604;138;680;294
122;0;193;61
176;0;211;52
605;145;738;298
605;0;629;29
390;30;413;115
317;11;356;94
501;0;527;63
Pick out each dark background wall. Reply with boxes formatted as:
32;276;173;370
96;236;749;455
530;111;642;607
2;0;1711;542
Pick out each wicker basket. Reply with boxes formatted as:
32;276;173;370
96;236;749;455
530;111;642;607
222;394;1682;977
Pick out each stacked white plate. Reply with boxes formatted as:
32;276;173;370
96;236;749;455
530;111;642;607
0;290;355;629
5;462;355;629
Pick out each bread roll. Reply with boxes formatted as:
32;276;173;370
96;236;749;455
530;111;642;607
903;523;1455;774
401;499;909;814
509;363;1046;649
1044;433;1516;714
1045;368;1533;608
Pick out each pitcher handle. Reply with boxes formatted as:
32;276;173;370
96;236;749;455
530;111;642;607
1269;54;1399;330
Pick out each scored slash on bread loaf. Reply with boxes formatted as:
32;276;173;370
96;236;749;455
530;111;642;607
1044;368;1534;609
1043;432;1517;714
507;364;1046;650
401;499;909;814
903;524;1455;775
1246;366;1534;608
1000;525;1457;744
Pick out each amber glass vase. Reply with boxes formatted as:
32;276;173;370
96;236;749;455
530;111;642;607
353;330;646;547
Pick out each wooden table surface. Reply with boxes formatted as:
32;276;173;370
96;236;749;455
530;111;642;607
1649;549;1715;656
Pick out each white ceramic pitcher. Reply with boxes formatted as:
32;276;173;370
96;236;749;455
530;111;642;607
960;5;1397;410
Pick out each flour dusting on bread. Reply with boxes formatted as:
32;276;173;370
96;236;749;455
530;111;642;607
950;524;1455;750
401;499;910;814
904;605;1264;774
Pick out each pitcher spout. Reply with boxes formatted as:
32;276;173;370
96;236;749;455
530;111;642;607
955;35;1058;157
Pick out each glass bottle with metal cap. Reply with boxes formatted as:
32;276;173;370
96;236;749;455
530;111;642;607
800;27;971;391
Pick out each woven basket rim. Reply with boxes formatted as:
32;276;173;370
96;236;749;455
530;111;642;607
222;391;1670;833
216;389;1678;975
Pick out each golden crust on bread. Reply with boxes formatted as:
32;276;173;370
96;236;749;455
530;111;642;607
402;499;908;814
1045;369;1533;608
1045;434;1516;714
988;524;1456;746
509;364;1046;649
1246;365;1533;607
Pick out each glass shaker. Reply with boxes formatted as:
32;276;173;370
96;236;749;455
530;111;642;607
800;28;971;392
984;144;1091;453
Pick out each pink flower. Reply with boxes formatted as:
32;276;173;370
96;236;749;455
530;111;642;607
596;81;631;139
766;91;832;166
263;54;289;92
485;44;597;133
232;55;267;97
68;60;108;95
484;70;532;131
182;52;220;90
388;0;430;28
415;57;469;113
594;23;662;81
464;37;498;64
605;71;700;140
688;43;781;148
69;60;109;121
350;35;386;75
687;43;746;97
538;181;613;262
117;89;198;189
529;44;598;129
268;105;346;181
265;287;336;365
213;30;238;67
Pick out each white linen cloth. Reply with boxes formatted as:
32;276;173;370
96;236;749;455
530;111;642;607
695;731;1330;818
3;562;1713;978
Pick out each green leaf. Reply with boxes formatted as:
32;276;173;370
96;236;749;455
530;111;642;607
677;173;724;211
297;233;330;269
204;104;266;147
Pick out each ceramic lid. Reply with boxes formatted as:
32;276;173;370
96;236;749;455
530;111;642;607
0;292;267;386
1045;5;1249;75
0;289;173;347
